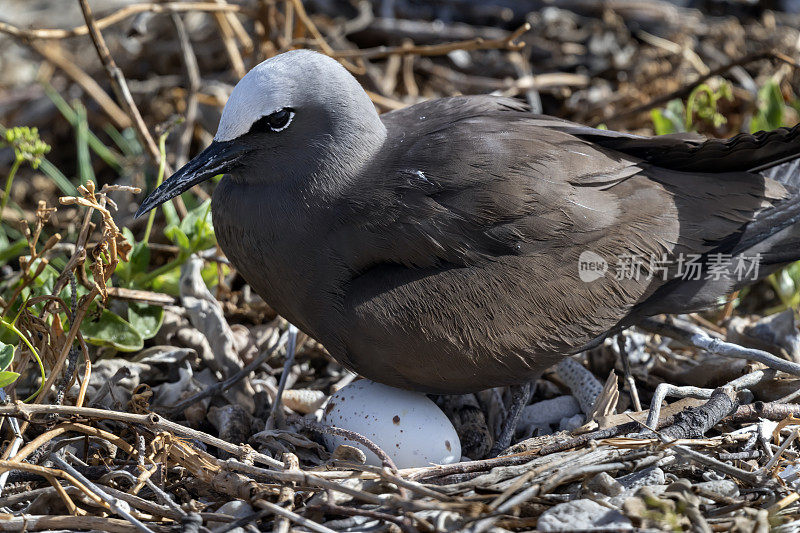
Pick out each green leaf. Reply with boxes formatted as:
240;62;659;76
80;309;143;352
0;371;20;388
651;109;675;135
651;99;686;135
38;157;78;196
30;261;60;295
751;80;785;133
0;343;13;371
149;261;224;296
127;303;164;340
116;228;151;285
165;225;191;251
73;100;96;185
180;199;216;251
150;268;181;296
103;125;143;158
131;242;151;274
766;261;800;312
180;199;211;234
0;238;27;265
685;82;731;131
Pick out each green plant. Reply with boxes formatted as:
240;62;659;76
0;107;223;383
41;81;122;175
73;100;96;186
685;82;732;131
751;79;789;132
0;115;186;353
116;123;221;299
747;80;800;313
651;81;732;135
0;127;51;215
143;130;170;245
768;262;800;313
651;99;688;135
0;317;45;401
0;341;19;389
118;198;220;295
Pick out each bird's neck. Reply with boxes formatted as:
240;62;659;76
305;112;387;203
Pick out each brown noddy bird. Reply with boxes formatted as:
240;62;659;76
138;50;800;396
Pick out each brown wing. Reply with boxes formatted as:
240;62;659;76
326;96;796;393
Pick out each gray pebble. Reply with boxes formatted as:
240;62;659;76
586;472;624;497
207;500;254;533
538;499;632;531
616;466;665;490
695;479;739;501
519;396;581;428
559;413;586;432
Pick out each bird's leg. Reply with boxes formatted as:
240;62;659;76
489;382;532;457
617;333;642;411
266;324;298;430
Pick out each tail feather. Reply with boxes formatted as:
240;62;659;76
665;123;800;174
607;122;800;318
552;120;800;187
761;157;800;187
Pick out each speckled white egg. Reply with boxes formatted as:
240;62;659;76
322;380;461;468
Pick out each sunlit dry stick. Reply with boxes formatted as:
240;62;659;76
0;459;107;508
0;515;155;532
74;333;91;408
636;29;709;76
77;1;187;217
216;0;254;53
211;0;247;78
364;90;407;110
0;403;284;469
44;472;83;516
641;317;800;377
170;13;201;168
288;0;364;74
293;416;399;473
283;0;295;49
50;455;155;533
332;22;530;60
273;452;299;533
0;2;245;40
30;41;131;129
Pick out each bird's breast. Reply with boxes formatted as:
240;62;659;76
211;178;345;343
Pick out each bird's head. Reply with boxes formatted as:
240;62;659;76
136;49;386;218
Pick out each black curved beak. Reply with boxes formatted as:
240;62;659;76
135;140;250;218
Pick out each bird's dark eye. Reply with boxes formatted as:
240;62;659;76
249;108;295;133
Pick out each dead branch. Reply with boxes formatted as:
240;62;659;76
332;22;531;60
0;2;246;40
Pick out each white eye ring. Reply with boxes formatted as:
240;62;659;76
245;108;296;135
269;109;295;132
